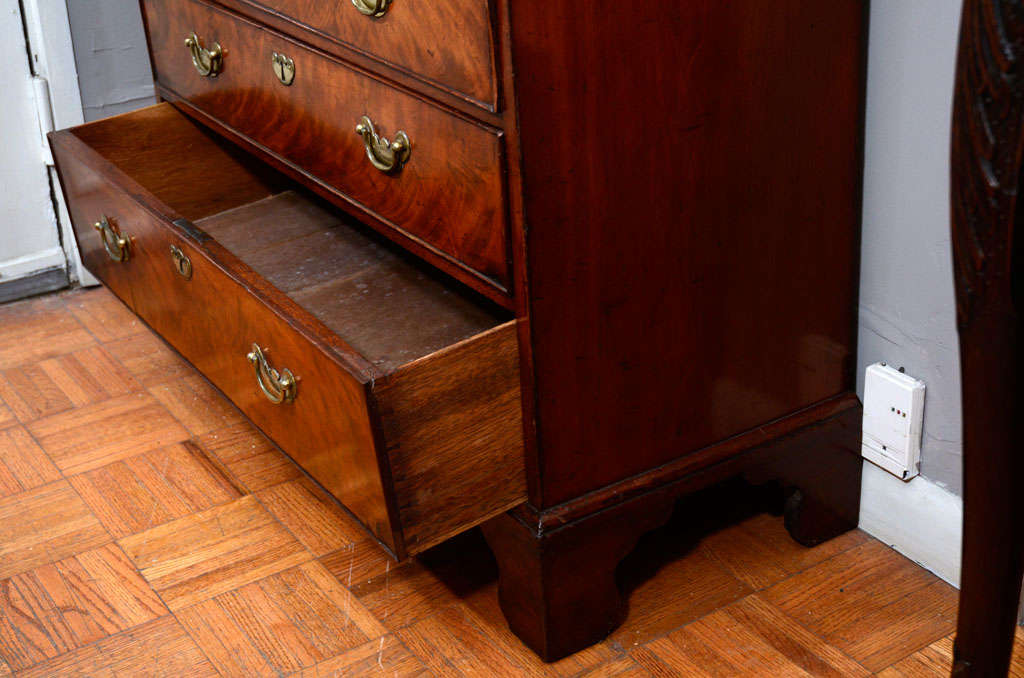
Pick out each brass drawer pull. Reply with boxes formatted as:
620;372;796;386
93;216;130;262
185;32;223;77
355;115;411;173
169;245;192;280
352;0;391;17
247;344;297;404
271;52;295;86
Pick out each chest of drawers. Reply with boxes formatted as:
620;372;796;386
50;0;868;661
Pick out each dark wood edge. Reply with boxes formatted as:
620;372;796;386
48;123;383;382
157;87;515;310
496;0;541;506
845;1;871;389
517;392;863;532
207;0;503;117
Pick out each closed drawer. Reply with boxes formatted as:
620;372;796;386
142;0;511;298
216;0;498;110
50;103;525;557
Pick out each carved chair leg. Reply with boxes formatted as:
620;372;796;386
481;496;674;662
950;317;1024;677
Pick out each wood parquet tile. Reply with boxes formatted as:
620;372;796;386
0;396;14;432
635;594;870;677
106;331;196;388
148;374;247;437
28;391;190;475
63;286;145;343
119;495;309;611
1;287;1020;676
194;421;302;492
177;561;384;676
293;635;428;677
0;426;61;499
0;294;95;369
0;543;166;670
320;535;403;591
761;540;941;640
69;442;243;539
828;579;958;672
877;630;1024;677
0;345;138;424
258;477;368;558
15;615;217;678
0;480;109;580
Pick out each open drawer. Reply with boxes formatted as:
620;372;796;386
49;103;525;557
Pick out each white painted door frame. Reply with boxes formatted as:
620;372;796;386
17;0;96;286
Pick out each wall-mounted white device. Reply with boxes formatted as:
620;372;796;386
862;363;925;480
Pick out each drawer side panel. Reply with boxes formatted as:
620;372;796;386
374;320;525;554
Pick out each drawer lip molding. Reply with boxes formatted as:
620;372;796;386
141;0;513;305
48;103;526;559
212;0;501;113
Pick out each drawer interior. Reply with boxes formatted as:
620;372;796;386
68;105;512;374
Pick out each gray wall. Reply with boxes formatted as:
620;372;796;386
66;0;970;495
858;0;963;494
67;0;155;121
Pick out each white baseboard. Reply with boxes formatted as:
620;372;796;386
0;247;66;282
859;461;962;587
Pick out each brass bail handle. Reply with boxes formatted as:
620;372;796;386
246;344;297;404
185;32;223;77
93;216;130;262
355;115;411;173
352;0;391;17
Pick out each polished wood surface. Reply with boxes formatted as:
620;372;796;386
0;303;985;673
509;1;867;506
142;0;511;295
216;0;499;110
950;1;1024;675
50;103;524;558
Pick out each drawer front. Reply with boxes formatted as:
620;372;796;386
222;0;498;110
142;0;511;293
54;169;143;312
53;142;400;553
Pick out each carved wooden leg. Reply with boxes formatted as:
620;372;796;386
950;314;1024;677
481;496;674;662
950;1;1024;673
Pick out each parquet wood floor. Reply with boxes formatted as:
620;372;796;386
0;286;1019;677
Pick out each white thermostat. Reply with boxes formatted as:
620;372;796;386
862;362;925;480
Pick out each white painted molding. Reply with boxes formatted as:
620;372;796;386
859;461;962;587
0;247;67;281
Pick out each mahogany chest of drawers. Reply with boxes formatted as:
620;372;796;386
50;0;868;660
